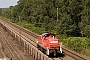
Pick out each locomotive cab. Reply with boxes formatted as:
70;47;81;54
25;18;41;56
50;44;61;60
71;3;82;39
37;33;63;57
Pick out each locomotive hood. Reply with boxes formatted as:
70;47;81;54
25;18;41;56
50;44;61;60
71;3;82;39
46;35;59;49
49;37;58;43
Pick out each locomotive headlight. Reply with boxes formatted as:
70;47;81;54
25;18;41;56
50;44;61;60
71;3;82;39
36;41;38;43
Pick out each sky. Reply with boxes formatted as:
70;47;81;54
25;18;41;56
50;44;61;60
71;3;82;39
0;0;19;8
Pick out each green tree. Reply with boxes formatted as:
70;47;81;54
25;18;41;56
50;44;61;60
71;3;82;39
79;0;90;37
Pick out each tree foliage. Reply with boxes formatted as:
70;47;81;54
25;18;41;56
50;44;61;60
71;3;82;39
0;0;90;37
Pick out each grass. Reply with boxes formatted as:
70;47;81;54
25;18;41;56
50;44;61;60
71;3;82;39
82;48;90;57
13;40;18;44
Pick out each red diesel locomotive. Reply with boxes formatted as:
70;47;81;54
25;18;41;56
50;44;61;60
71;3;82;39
36;33;63;57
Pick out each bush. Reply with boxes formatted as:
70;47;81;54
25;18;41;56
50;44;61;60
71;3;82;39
62;37;89;53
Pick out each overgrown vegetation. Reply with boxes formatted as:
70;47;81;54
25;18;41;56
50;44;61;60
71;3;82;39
63;37;89;52
0;0;90;57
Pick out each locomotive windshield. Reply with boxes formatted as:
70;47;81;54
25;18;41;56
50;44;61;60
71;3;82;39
42;33;55;38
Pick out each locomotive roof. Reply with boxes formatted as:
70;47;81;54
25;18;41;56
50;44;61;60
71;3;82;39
42;33;49;36
42;33;55;36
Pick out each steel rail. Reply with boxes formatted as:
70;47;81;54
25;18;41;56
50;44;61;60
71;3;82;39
0;31;22;60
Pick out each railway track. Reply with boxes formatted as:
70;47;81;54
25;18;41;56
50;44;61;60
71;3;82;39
0;18;89;60
16;27;87;60
0;30;22;60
